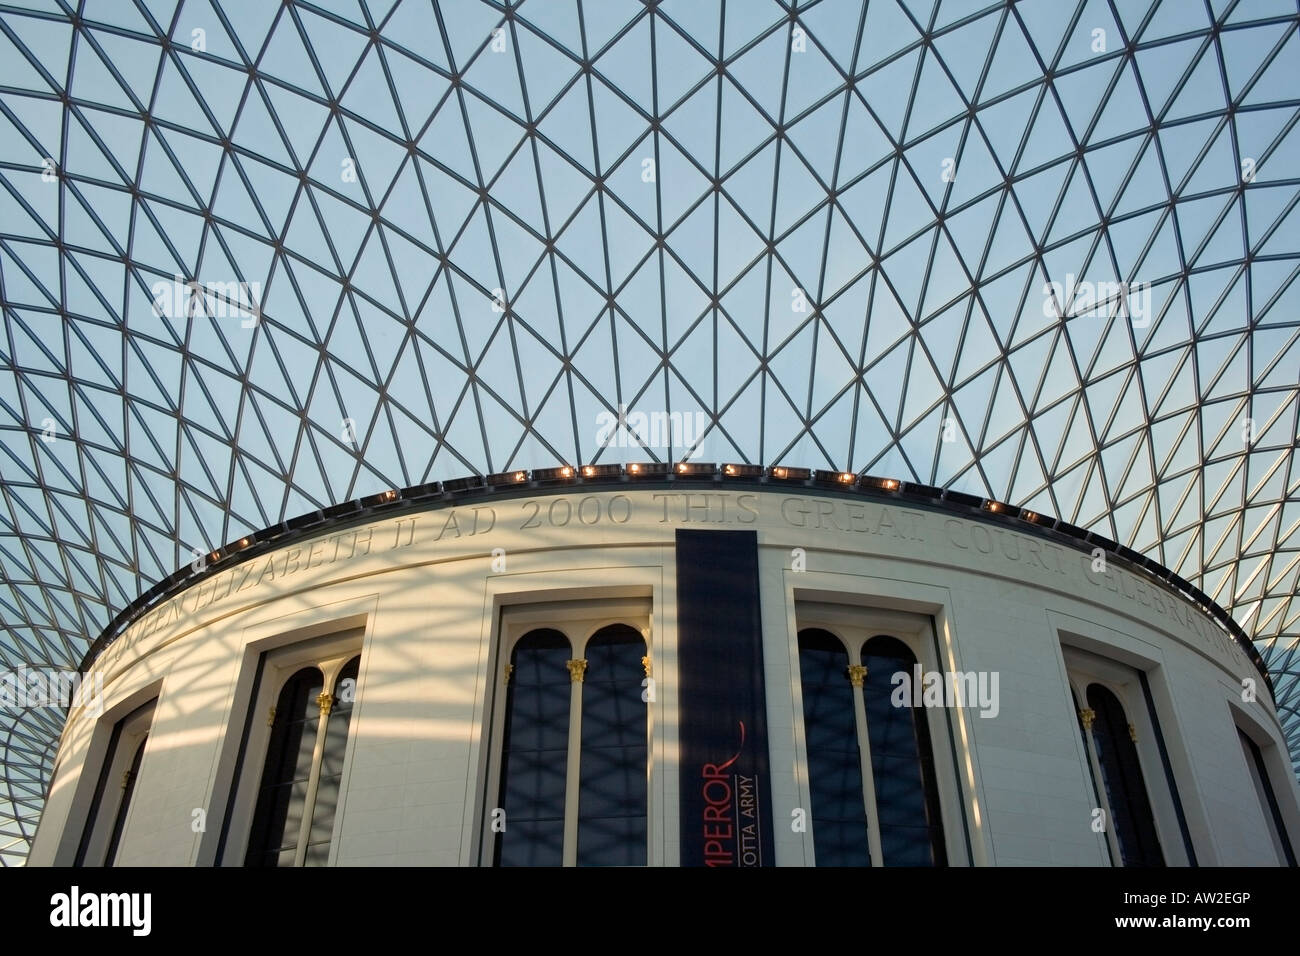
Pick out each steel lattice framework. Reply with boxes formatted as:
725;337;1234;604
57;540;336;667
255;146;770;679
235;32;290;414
0;0;1298;865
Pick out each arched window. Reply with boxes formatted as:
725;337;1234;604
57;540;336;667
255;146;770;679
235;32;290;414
245;657;359;868
495;629;571;867
797;629;870;866
490;612;652;867
577;624;648;866
1085;683;1163;866
247;667;324;867
862;635;946;866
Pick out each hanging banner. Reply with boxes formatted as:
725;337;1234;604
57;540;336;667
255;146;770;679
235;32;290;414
675;529;775;867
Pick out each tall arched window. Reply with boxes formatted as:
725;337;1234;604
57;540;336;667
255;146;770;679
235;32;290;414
797;629;870;866
862;635;946;866
577;624;648;866
495;629;571;867
490;609;652;867
795;625;947;867
245;658;359;868
247;666;324;867
1085;683;1163;866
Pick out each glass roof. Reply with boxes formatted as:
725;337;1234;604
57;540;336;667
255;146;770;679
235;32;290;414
1;0;1298;865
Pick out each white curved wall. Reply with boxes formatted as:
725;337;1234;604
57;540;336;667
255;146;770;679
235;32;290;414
28;487;1300;866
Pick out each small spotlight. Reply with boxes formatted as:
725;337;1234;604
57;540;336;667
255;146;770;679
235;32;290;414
839;472;854;483
239;538;249;547
883;479;899;490
772;466;787;479
583;465;595;477
1023;510;1038;522
561;466;573;477
514;471;526;482
629;463;640;473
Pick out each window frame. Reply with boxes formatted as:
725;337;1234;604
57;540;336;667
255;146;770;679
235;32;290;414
792;602;964;866
1231;706;1299;866
480;597;652;866
221;628;364;866
1062;647;1178;866
74;698;156;867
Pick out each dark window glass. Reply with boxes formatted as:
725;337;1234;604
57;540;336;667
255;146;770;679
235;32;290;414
862;636;946;866
305;656;360;866
1072;687;1117;865
798;629;870;866
105;736;147;866
246;667;324;867
1086;684;1163;866
577;624;648;866
495;629;571;866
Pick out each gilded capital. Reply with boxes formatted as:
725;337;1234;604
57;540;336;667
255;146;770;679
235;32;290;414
847;664;868;688
641;655;652;677
504;663;514;684
1079;708;1095;730
1128;723;1137;743
267;706;276;727
567;659;588;683
317;690;333;716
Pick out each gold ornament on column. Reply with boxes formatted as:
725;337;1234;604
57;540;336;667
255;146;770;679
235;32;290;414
641;655;652;677
847;664;867;688
566;659;588;683
1079;708;1096;729
317;690;333;716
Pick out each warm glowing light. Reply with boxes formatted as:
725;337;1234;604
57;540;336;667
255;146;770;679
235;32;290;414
583;465;595;476
513;471;525;482
629;464;640;473
839;472;854;483
773;467;787;478
725;465;735;475
678;463;688;472
561;466;573;477
883;479;899;490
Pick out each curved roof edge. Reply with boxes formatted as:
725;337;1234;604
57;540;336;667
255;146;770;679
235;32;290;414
79;464;1275;705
